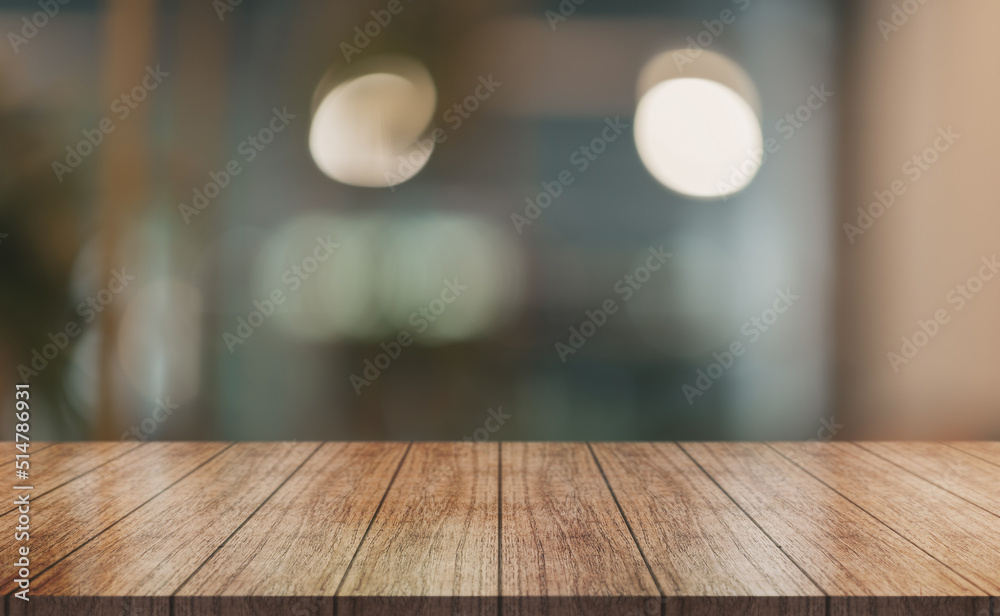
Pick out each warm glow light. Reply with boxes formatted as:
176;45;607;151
635;77;763;199
636;49;761;118
308;57;437;188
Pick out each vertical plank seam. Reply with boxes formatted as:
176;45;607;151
171;441;326;597
853;442;1000;523
765;442;994;598
941;443;1000;470
0;441;146;516
585;441;665;613
498;441;503;616
6;442;236;597
333;441;413;607
676;442;831;599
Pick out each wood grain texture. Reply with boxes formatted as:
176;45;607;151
771;441;1000;595
681;442;988;616
1;441;52;464
858;441;1000;518
949;441;1000;467
5;441;1000;616
591;442;824;616
337;442;498;616
3;441;141;515
8;596;167;616
501;442;659;616
0;442;230;596
174;442;408;616
11;443;317;616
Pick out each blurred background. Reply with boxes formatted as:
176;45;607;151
0;0;997;441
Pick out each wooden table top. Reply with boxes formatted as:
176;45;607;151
3;442;999;616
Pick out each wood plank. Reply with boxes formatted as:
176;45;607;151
174;442;408;616
858;441;1000;518
592;442;824;616
948;441;1000;467
3;441;998;614
337;442;497;616
9;596;165;616
0;442;230;597
10;442;317;616
3;442;142;515
771;441;1000;595
681;442;987;616
1;442;53;464
501;442;659;616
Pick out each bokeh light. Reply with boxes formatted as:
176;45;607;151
65;328;100;417
636;49;761;118
308;55;437;188
378;213;525;343
256;211;524;343
118;279;203;404
258;212;381;341
634;49;762;199
635;78;763;199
